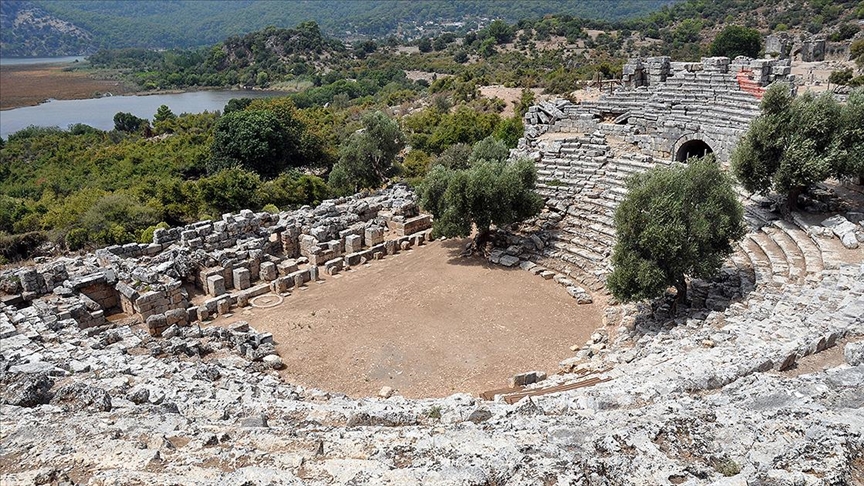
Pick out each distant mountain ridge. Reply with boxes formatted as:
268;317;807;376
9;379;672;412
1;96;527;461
1;0;677;57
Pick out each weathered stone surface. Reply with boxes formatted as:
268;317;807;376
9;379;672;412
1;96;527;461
845;341;864;366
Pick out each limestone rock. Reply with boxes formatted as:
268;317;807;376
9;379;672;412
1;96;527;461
845;341;864;366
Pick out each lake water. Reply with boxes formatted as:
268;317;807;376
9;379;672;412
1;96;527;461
0;90;284;139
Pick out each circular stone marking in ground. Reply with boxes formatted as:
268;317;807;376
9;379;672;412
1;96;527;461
250;294;284;309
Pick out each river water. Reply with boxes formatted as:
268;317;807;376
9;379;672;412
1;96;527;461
0;90;284;139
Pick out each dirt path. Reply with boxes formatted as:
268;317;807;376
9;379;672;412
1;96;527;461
212;238;604;398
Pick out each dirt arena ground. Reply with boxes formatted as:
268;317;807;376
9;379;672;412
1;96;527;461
209;238;605;398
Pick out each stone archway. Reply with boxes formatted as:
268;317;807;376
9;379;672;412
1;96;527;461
673;133;717;162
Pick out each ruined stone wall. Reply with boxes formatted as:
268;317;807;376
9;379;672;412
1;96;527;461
0;185;431;336
524;56;794;165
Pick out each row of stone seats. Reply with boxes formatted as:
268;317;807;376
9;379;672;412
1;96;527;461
733;218;828;292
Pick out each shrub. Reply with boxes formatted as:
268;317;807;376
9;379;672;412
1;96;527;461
710;25;761;58
65;228;89;250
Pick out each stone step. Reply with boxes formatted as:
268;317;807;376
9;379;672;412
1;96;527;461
565;205;615;227
551;241;607;264
762;226;806;284
737;238;778;288
749;231;790;283
561;216;617;241
559;228;615;252
771;220;824;279
728;250;756;295
789;213;845;271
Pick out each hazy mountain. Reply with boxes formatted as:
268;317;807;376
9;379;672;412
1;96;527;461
1;0;677;57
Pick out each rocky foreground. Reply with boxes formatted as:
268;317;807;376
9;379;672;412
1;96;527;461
1;184;863;485
1;252;862;485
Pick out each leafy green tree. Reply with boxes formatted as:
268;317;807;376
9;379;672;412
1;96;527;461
223;97;253;115
830;88;864;181
426;105;500;153
329;111;405;194
210;109;296;178
418;37;433;53
493;116;524;149
419;158;543;246
113;112;149;133
732;84;841;211
401;149;432;179
79;192;160;245
514;89;536;118
851;39;864;67
486;19;514;44
154;105;176;124
259;171;330;209
153;105;178;134
710;25;761;58
607;158;745;306
829;68;854;85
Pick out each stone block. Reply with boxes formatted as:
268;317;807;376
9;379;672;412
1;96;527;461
277;260;299;276
345;234;363;253
259;262;277;281
324;258;343;275
146;314;168;337
365;226;384;246
399;214;432;236
206;275;226;297
217;299;231;316
165;308;187;326
384;239;398;256
232;268;251;290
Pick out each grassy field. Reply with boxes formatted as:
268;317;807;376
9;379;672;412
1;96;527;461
0;63;135;110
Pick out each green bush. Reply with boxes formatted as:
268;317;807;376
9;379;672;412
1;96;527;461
710;25;761;58
65;228;89;250
262;203;279;214
198;167;263;214
138;221;170;244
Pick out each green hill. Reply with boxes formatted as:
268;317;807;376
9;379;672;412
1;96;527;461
1;0;677;57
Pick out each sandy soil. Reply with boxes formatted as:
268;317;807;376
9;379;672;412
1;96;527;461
0;63;133;110
477;85;546;117
209;238;604;399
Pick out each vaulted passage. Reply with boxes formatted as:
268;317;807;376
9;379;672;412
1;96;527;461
675;139;714;162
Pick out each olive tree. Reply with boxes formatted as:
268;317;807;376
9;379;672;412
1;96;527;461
329;111;405;194
829;88;864;182
607;157;745;306
418;158;543;247
732;84;843;211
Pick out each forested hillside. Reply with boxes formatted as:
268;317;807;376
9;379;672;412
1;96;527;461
2;0;676;57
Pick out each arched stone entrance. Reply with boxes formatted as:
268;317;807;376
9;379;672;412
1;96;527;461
673;134;716;162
